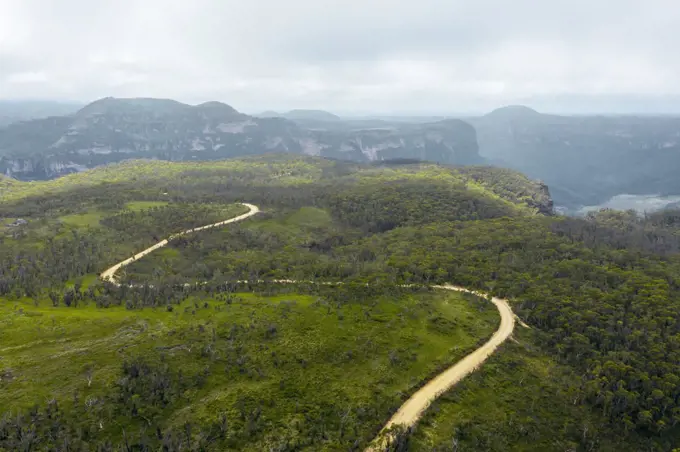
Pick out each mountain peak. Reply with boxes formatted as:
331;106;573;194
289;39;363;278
257;110;281;118
76;97;188;117
484;105;541;119
194;101;239;114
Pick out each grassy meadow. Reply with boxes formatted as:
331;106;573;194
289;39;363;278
0;286;498;450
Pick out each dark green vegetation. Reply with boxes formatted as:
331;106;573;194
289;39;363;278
0;198;247;295
0;97;482;180
410;328;650;451
3;154;680;450
470;105;680;209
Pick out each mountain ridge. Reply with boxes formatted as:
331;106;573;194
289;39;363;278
0;97;483;180
256;109;342;122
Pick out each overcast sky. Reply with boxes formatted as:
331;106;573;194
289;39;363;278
1;0;679;115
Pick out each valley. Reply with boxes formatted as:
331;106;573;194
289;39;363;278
575;193;680;215
470;106;680;210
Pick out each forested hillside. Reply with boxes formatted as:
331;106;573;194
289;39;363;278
2;154;680;450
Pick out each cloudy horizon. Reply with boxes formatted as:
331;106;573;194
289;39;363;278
2;0;679;115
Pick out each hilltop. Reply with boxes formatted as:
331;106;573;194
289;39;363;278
0;154;552;216
483;105;542;120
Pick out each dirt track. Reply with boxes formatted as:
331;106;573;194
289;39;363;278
99;203;260;283
98;203;516;450
378;285;513;427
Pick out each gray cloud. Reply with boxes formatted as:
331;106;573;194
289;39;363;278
1;0;679;114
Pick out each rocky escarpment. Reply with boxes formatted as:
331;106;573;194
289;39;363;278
530;181;555;215
0;97;484;180
310;119;482;166
455;166;554;216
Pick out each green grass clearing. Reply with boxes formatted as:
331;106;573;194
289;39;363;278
125;201;170;211
59;211;107;228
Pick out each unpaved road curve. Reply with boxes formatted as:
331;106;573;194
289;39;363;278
365;285;514;451
100;203;260;283
98;202;516;450
369;285;514;445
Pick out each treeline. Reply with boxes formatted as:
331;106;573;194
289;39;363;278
326;179;521;233
455;166;554;215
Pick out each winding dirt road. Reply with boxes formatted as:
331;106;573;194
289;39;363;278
366;285;514;450
98;202;516;450
100;203;260;284
382;284;514;429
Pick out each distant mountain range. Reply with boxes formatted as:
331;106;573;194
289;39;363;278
2;97;680;211
0;97;482;180
256;109;342;122
469;106;680;208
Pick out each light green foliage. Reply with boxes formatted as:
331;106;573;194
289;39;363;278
0;155;329;203
285;206;333;228
125;200;170;211
60;211;107;228
0;288;497;450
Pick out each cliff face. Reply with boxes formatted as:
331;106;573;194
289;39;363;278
455;165;555;216
0;97;484;180
532;181;555;216
305;119;482;165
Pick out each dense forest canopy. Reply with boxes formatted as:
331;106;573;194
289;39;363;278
2;154;680;450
